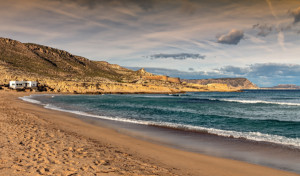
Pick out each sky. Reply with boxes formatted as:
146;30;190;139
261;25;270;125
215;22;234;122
1;0;300;86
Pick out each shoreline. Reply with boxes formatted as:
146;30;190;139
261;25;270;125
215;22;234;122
1;91;299;176
49;102;300;173
25;93;300;149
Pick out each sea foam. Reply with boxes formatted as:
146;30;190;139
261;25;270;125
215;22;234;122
20;95;300;148
212;98;300;106
19;96;43;105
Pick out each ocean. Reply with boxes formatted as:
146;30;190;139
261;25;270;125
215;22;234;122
20;90;300;172
22;90;300;147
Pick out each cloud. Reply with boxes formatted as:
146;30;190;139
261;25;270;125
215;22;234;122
218;66;250;75
217;63;300;77
2;0;300;81
264;0;289;50
217;29;244;45
253;23;273;37
248;63;300;76
265;0;277;19
149;53;206;60
277;31;286;50
51;0;155;10
291;7;300;24
215;63;300;86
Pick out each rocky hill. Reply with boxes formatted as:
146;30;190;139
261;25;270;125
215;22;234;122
0;38;137;82
0;37;247;93
182;78;258;89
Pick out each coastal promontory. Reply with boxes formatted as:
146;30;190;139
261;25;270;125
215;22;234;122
0;37;256;93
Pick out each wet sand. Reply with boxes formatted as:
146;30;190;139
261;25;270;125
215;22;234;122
79;116;300;173
0;91;299;176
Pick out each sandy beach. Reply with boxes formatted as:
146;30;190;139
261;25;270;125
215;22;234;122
0;91;299;176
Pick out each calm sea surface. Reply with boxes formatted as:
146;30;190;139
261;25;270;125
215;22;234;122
23;90;300;148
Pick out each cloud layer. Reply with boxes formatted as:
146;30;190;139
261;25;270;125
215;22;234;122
1;0;300;86
253;23;273;37
218;63;300;77
149;53;206;60
129;63;300;87
292;7;300;23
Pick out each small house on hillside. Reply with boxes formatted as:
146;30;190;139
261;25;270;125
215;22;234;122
9;81;37;89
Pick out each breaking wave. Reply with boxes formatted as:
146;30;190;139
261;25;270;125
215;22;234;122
20;95;300;148
212;99;300;106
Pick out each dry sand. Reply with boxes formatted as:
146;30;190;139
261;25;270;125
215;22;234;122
0;91;299;176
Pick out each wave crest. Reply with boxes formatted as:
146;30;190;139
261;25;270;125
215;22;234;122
212;98;300;106
20;95;300;148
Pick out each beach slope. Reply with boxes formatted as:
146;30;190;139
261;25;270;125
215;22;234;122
0;91;298;176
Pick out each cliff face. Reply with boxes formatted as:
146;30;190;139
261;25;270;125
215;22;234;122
0;37;246;93
182;78;258;89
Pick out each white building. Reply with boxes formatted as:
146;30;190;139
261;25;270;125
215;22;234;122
9;81;37;89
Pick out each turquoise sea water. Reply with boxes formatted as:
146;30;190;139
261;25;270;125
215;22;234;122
22;90;300;148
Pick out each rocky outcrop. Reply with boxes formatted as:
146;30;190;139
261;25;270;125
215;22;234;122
134;69;181;84
136;68;153;76
142;75;181;84
182;78;258;89
166;77;181;84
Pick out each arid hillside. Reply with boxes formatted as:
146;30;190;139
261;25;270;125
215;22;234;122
0;37;138;82
182;78;258;89
0;37;254;93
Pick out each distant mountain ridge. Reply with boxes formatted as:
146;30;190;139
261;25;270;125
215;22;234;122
263;84;300;89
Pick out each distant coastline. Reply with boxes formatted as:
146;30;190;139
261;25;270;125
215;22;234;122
259;84;300;90
258;88;300;90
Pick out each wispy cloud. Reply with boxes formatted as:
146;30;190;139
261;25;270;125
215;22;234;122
291;6;300;24
217;29;244;45
265;0;287;50
148;53;206;60
277;31;286;50
265;0;278;19
253;23;273;37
